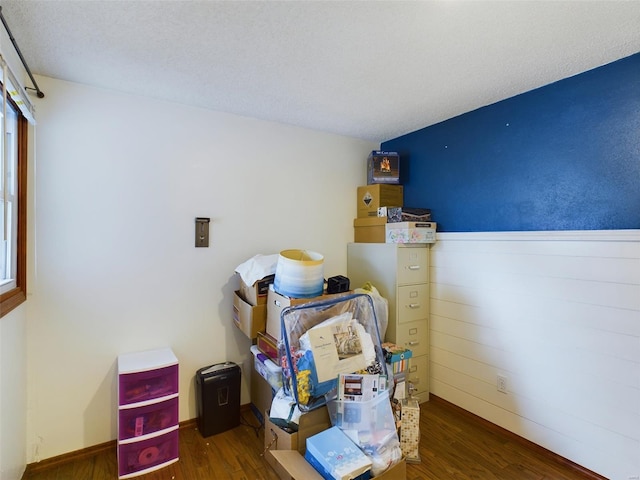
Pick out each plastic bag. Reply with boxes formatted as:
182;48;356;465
268;387;302;431
354;282;389;341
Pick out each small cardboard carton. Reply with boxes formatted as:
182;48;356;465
239;274;275;306
354;217;387;243
385;222;437;244
264;407;331;480
250;365;276;426
357;184;403;218
270;451;407;480
232;290;266;339
266;289;326;340
266;289;350;341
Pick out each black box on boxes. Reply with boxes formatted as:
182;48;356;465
326;275;350;294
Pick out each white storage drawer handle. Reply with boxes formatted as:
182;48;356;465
407;303;421;309
407;265;421;270
408;341;420;346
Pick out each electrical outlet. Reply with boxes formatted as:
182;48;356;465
497;375;508;394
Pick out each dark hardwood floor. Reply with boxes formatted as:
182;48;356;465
22;396;605;480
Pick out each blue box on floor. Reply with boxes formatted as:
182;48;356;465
305;426;372;480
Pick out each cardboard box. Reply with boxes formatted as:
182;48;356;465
367;150;400;185
357;184;403;218
353;217;387;243
264;407;331;479
385;222;437;244
257;331;279;362
239;274;275;306
270;450;406;480
266;289;338;341
250;364;276;426
232;290;266;339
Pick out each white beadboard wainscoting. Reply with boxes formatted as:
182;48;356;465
429;230;639;480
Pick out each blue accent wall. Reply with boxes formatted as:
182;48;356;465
381;53;640;232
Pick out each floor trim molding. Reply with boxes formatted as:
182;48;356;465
22;418;200;475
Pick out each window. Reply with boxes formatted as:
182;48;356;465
0;84;27;318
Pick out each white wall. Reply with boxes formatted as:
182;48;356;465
0;25;32;480
0;306;28;480
430;230;640;480
25;75;376;461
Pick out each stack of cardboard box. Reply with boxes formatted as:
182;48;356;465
354;184;404;243
233;269;351;429
354;151;436;244
232;273;277;424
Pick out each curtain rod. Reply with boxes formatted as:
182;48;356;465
0;6;44;98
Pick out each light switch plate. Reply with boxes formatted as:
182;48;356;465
195;217;210;247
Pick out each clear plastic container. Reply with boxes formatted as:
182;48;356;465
251;345;283;390
326;390;397;450
326;389;403;476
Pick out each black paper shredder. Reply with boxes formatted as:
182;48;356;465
195;361;241;437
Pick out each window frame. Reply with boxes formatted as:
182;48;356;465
0;99;27;319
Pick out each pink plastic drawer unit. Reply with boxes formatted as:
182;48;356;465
119;364;178;406
118;429;179;477
119;396;179;441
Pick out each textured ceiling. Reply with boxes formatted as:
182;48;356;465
1;0;639;142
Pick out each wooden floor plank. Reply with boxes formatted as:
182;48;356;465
22;398;604;480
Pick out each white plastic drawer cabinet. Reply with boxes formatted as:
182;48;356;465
117;347;179;478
